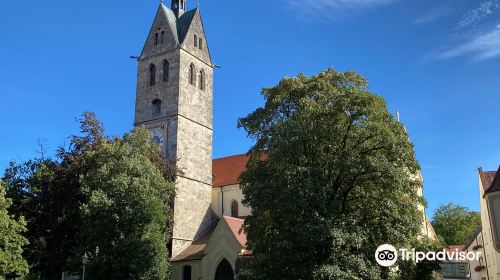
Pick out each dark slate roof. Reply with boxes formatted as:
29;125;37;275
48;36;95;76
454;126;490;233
161;4;197;45
178;9;197;44
161;5;179;44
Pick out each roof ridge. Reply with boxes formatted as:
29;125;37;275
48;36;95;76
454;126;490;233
223;215;245;222
485;166;500;194
160;4;180;45
464;225;483;249
479;168;498;192
213;153;248;161
177;7;198;44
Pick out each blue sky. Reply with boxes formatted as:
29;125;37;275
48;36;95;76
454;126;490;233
1;0;500;215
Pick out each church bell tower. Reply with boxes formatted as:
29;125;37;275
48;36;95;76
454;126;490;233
134;0;214;257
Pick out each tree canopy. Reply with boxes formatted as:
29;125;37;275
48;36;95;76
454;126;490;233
0;180;28;279
432;203;481;246
2;112;175;279
2;112;104;279
80;125;174;280
237;68;426;279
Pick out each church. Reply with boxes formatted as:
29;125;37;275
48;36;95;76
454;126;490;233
132;1;436;279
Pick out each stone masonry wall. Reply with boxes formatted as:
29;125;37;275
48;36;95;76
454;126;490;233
134;4;214;258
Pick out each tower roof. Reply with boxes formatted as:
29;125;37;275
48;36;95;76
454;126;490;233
160;4;179;44
177;8;197;43
160;3;198;45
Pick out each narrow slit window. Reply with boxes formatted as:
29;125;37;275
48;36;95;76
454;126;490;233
149;64;156;86
189;64;196;85
163;60;170;82
198;70;205;91
194;35;198;47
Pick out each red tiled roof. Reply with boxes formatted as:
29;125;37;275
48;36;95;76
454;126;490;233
479;169;496;192
212;154;249;188
445;245;465;253
223;216;247;248
171;217;249;262
486;167;500;194
171;226;215;262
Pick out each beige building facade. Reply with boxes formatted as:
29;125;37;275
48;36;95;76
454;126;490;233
464;168;500;280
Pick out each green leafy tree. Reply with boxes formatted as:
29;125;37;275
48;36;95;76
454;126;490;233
0;180;29;278
396;237;443;280
2;112;175;279
236;68;425;279
79;126;174;280
432;203;481;245
2;112;104;279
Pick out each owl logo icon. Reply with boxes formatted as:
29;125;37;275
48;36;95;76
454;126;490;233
375;244;398;267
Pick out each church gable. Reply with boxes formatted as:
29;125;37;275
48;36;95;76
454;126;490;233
141;4;179;58
179;9;212;65
171;216;247;263
203;217;246;266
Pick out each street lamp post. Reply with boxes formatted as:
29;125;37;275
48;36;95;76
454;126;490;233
82;253;89;280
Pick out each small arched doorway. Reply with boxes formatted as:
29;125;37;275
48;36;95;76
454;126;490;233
214;259;234;280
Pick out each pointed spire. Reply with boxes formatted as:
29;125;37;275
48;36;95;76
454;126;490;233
171;0;186;18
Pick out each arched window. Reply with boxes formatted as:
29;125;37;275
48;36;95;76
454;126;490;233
182;265;192;280
231;200;239;218
198;70;205;91
161;31;165;44
199;38;203;50
214;259;234;280
154;33;159;45
152;99;161;117
189;64;196;85
180;0;185;9
149;64;156;86
162;60;169;82
194;35;198;47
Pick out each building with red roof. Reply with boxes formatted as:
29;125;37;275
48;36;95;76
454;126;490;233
463;167;500;280
133;2;438;279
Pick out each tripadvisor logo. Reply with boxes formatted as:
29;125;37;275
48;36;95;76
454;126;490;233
375;244;398;267
375;244;481;267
